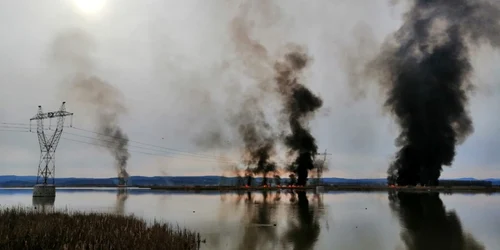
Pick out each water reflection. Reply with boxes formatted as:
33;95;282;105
238;191;279;250
281;191;322;250
32;196;55;212
3;188;500;249
217;190;324;250
115;188;129;215
389;192;485;250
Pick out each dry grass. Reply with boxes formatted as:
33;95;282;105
0;207;199;250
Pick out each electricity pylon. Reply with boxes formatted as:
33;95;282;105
316;149;331;185
30;102;73;193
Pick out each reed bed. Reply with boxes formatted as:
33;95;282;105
0;206;199;250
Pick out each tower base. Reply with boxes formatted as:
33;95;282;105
33;184;56;197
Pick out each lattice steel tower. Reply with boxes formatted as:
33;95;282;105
30;102;73;197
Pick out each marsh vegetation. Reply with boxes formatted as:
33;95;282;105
0;207;199;250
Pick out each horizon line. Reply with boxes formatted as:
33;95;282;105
0;175;496;180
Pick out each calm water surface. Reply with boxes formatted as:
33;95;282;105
1;188;499;250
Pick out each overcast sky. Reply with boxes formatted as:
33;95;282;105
0;0;499;179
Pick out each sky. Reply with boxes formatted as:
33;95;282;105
0;0;499;179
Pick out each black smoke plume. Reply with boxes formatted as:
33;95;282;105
245;168;254;187
72;76;130;184
51;29;130;184
275;49;323;186
228;3;279;185
372;0;500;186
288;173;297;186
274;174;281;186
389;192;484;250
230;1;276;185
236;96;277;186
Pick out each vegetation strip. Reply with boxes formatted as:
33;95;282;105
0;207;200;250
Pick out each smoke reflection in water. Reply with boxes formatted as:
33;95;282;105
389;192;485;250
217;190;324;250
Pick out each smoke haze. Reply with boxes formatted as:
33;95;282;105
4;0;500;179
50;29;130;182
201;2;324;184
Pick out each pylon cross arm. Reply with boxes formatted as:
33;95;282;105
30;111;73;120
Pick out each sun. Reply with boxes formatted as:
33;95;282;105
73;0;106;14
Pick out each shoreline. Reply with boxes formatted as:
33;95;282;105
2;185;500;193
147;185;500;193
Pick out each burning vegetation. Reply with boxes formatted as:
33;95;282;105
371;0;500;186
229;47;323;187
222;2;323;187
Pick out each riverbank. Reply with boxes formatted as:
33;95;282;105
324;185;500;193
148;185;500;193
0;207;200;250
2;185;499;193
148;185;315;191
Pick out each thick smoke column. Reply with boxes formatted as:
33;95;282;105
389;192;484;250
274;49;323;186
372;0;500;186
72;76;130;184
51;29;130;184
227;2;280;185
236;97;277;186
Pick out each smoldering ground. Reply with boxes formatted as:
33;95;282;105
50;29;131;182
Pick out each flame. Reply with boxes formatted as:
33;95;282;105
263;185;268;188
244;185;249;188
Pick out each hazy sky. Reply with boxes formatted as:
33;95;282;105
0;0;499;179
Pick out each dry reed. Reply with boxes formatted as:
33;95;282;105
0;206;199;250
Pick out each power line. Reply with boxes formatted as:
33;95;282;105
1;122;30;126
0;129;31;133
1;121;239;164
0;122;70;131
0;125;30;129
63;130;235;163
0;128;236;164
68;126;224;160
60;136;236;164
0;125;60;132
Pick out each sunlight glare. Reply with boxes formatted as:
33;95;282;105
73;0;106;14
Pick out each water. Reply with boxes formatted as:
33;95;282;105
1;188;499;250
